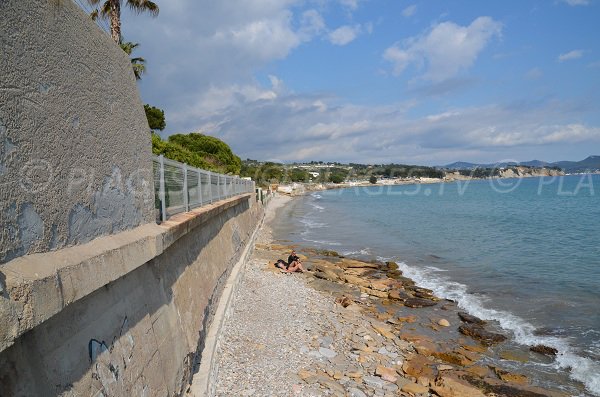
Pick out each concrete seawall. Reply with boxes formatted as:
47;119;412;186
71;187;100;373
0;194;265;396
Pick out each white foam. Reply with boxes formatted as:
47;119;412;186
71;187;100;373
397;261;600;396
343;248;371;256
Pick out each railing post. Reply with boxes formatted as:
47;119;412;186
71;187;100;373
208;171;213;204
159;155;167;222
183;163;188;212
198;170;202;207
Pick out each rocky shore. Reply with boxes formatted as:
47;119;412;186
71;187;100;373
212;196;570;397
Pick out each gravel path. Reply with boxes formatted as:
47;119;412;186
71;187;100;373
214;195;333;396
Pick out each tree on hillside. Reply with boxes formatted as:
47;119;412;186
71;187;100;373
168;133;242;175
144;104;166;131
120;41;146;79
89;0;159;43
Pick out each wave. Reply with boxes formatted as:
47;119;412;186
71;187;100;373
397;261;600;396
343;248;371;256
311;193;322;199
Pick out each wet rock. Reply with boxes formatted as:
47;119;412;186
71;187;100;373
385;261;399;271
432;350;474;366
492;367;528;384
319;249;340;257
529;344;558;356
462;374;565;397
404;298;437;308
457;312;486;325
499;349;529;362
386;270;403;279
402;355;436;378
388;289;412;301
464;365;490;378
458;324;506;346
397;315;417;323
431;375;485;397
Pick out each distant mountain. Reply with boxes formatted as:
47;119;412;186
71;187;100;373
441;156;600;172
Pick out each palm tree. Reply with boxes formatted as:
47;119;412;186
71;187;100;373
120;41;146;80
89;0;158;44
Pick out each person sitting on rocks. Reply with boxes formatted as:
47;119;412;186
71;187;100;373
285;250;306;273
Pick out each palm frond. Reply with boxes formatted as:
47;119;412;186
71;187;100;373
126;0;159;17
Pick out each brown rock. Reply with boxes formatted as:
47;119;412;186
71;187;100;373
432;351;474;366
431;376;486;397
388;289;412;301
298;369;316;380
372;323;396;340
339;259;380;269
397;315;418;323
458;324;506;345
463;374;567;397
335;295;353;308
461;344;487;353
499;350;530;362
360;286;389;298
370;279;392;292
375;365;398;382
401;382;429;395
404;297;438;308
343;274;371;287
530;344;558;356
492;367;528;384
402;355;436;378
438;319;450;327
464;365;490;378
386;261;400;270
458;312;486;325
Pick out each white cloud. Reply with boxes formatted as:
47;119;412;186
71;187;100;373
558;49;584;62
338;0;360;10
383;17;502;82
526;67;543;80
562;0;590;6
328;25;362;45
402;4;417;17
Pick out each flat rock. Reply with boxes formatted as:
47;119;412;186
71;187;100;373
458;312;486;325
363;375;387;389
348;387;368;397
375;365;398;382
319;347;338;358
431;376;485;397
401;381;429;395
404;297;437;308
458;324;506;346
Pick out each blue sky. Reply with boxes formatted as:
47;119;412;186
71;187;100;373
113;0;599;165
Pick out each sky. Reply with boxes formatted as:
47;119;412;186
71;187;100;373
114;0;599;165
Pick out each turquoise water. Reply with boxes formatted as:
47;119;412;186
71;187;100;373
273;174;600;396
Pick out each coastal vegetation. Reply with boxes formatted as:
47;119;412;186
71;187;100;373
144;104;166;131
152;133;242;174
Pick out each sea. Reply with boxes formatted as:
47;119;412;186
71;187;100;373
271;174;600;396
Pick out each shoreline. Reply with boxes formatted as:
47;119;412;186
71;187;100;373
212;194;580;397
275;171;593;196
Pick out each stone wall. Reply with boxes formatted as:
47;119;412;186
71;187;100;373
0;0;155;264
0;194;264;396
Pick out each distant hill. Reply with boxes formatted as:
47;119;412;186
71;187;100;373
441;156;600;173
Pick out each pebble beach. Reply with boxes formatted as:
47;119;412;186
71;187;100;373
212;195;572;397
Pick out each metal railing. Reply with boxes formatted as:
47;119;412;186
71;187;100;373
153;155;255;222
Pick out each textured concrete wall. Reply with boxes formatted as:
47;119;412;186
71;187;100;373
0;195;264;396
0;0;155;264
